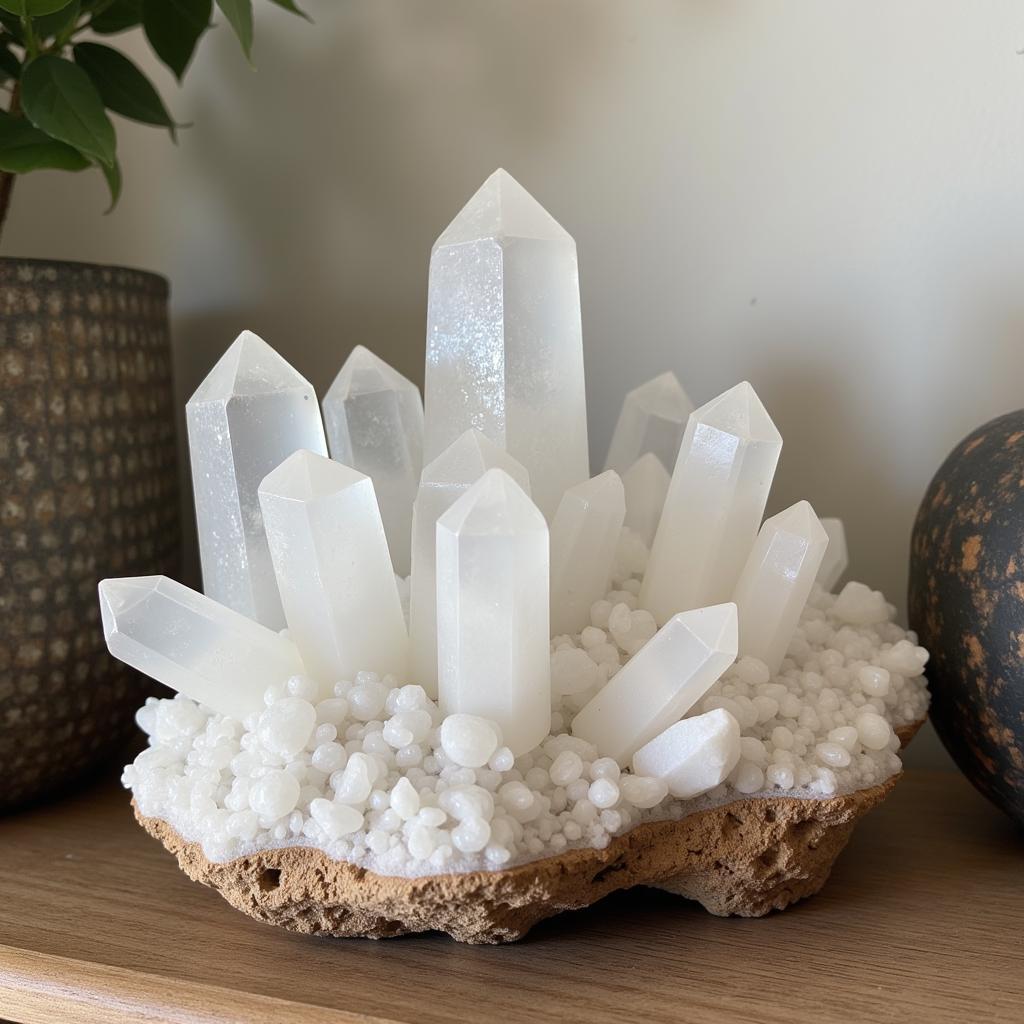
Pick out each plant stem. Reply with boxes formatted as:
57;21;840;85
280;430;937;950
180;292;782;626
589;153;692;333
0;82;21;243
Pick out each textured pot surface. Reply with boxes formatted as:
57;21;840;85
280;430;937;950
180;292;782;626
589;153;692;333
0;257;180;811
909;410;1024;826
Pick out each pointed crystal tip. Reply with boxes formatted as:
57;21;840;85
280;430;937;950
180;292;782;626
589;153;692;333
628;371;693;422
668;601;739;655
421;429;530;492
434;168;573;248
694;381;782;445
260;449;367;502
98;575;164;637
188;330;313;405
438;467;546;536
326;345;419;402
765;499;828;542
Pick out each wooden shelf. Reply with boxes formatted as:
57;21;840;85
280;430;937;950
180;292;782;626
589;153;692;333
0;769;1020;1023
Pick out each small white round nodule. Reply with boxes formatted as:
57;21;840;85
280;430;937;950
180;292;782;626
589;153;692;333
248;770;300;819
309;798;363;839
732;761;765;795
286;674;319;702
452;816;491;853
549;750;584;787
856;712;893;751
588;778;620;810
618;774;667;809
257;698;316;760
389;777;420;820
439;714;500;768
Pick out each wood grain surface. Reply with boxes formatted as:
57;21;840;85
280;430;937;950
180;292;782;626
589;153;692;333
0;770;1020;1024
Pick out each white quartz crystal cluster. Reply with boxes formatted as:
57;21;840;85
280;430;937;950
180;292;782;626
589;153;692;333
104;168;930;876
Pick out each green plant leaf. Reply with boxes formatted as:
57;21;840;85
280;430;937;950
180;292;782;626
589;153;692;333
0;0;75;16
32;0;79;39
73;42;176;136
0;108;89;172
0;45;21;80
20;55;115;167
143;0;211;81
266;0;309;19
215;0;252;60
89;0;141;33
96;152;120;210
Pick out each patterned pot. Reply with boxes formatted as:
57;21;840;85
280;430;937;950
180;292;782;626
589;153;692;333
0;258;180;812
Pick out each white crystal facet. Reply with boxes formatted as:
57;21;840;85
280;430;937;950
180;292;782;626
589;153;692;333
186;331;327;629
549;471;626;636
436;468;550;755
621;453;670;547
817;517;849;592
640;382;782;624
423;169;589;519
323;346;424;577
733;500;830;674
258;450;409;689
631;708;742;799
571;603;738;765
409;430;530;695
98;575;304;719
604;371;695;474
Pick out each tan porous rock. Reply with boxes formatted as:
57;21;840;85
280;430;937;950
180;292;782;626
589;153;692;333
134;719;920;945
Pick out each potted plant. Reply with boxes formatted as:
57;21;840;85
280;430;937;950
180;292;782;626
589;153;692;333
0;0;306;811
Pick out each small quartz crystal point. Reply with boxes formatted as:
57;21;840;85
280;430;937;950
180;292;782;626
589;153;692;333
817;517;849;592
98;575;304;720
423;169;589;519
323;346;424;577
409;430;530;696
186;330;327;630
621;453;670;547
571;602;738;766
604;371;695;475
259;450;409;690
631;707;742;799
640;382;782;625
549;471;626;636
436;468;550;755
732;500;829;674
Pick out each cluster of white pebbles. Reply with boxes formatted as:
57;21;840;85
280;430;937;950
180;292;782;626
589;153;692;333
124;532;929;876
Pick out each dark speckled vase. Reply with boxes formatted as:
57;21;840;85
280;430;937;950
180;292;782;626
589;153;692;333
909;410;1024;828
0;258;180;812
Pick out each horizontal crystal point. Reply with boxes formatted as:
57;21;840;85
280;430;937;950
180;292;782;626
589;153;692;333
631;708;741;799
571;602;738;765
817;517;849;592
733;500;829;674
436;468;550;755
621;453;670;547
259;450;409;688
640;381;782;624
409;430;530;695
604;371;694;475
186;330;327;629
424;169;589;519
549;471;625;636
98;575;304;719
323;346;424;577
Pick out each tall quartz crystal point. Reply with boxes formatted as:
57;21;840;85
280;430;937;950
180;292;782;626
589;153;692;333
571;602;738;766
621;453;670;547
817;517;849;592
549;471;626;636
409;430;530;696
423;169;589;519
323;346;424;577
640;382;783;625
259;450;409;690
98;575;304;720
732;500;829;674
186;330;327;630
604;371;695;474
436;468;550;755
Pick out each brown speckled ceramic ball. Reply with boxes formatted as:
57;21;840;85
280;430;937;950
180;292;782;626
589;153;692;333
909;411;1024;826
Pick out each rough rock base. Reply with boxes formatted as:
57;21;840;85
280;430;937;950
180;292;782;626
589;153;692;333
134;717;924;944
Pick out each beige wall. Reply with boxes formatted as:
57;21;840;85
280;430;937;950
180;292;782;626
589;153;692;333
8;1;1024;769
